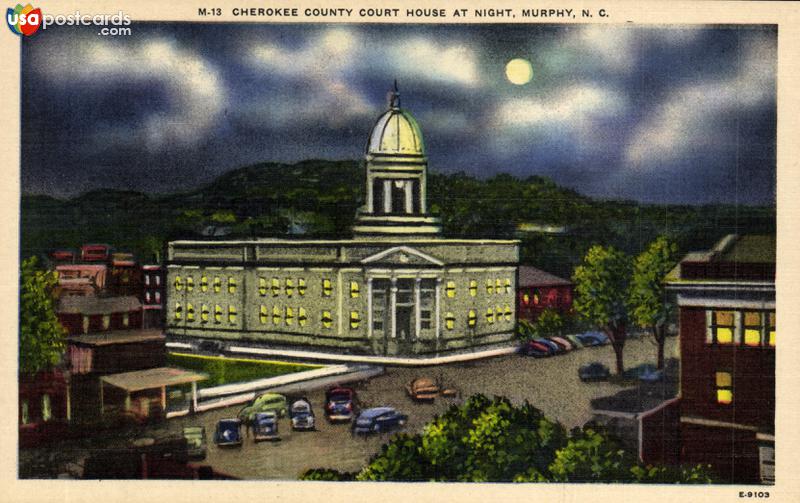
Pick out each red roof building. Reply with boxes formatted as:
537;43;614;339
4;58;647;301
516;265;573;321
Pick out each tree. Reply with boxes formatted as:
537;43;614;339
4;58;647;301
629;236;679;369
19;256;67;374
572;245;632;374
548;425;636;482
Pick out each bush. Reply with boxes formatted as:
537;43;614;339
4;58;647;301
299;468;357;481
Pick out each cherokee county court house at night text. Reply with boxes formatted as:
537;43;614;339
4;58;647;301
165;88;519;359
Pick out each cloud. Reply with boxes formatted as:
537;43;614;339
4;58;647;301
383;37;480;87
494;83;627;129
35;37;227;152
625;35;775;167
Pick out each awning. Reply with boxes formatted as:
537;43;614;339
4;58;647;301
101;367;207;393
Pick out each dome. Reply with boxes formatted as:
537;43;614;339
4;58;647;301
367;108;425;156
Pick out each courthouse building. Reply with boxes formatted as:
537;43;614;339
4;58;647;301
165;87;519;358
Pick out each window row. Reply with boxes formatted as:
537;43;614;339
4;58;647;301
443;305;514;330
446;278;512;298
175;303;238;324
20;394;52;425
143;274;162;287
707;310;775;347
174;275;236;294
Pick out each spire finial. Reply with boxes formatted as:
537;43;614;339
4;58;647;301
388;80;400;109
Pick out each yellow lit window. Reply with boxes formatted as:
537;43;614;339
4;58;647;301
186;276;194;292
214;304;222;323
260;305;268;324
486;279;494;295
228;305;237;324
350;281;360;298
174;302;182;320
350;311;361;329
322;310;333;329
286;307;294;325
323;278;333;297
174;276;183;291
468;309;477;327
445;312;455;330
743;312;762;347
201;275;208;292
272;306;281;324
42;394;52;422
496;278;502;293
522;292;530;304
768;312;775;347
504;278;512;294
271;277;280;297
298;278;306;296
228;277;237;294
446;281;456;298
711;310;735;344
486;307;495;324
258;277;267;296
213;276;221;293
186;303;195;322
299;307;308;327
716;371;733;405
504;304;512;321
469;280;478;297
201;304;209;323
286;278;294;297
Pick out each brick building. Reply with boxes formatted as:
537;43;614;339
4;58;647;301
516;265;573;322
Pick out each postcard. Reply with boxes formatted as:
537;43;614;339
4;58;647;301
2;0;799;502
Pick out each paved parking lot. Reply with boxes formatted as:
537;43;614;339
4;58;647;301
152;334;678;480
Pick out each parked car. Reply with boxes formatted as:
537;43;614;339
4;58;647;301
182;426;207;460
289;398;316;431
237;392;287;422
519;340;552;357
579;362;611;382
213;419;243;447
352;407;408;435
534;338;562;355
623;364;664;383
550;336;573;351
252;412;280;441
406;377;439;402
566;334;585;349
577;331;608;347
324;386;357;422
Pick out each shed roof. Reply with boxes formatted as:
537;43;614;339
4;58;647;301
68;329;164;347
518;266;572;288
58;295;141;315
101;367;207;392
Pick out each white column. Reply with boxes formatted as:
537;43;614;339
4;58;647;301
191;381;198;412
435;278;442;340
404;181;413;214
420;173;427;213
367;277;374;339
366;174;374;213
414;277;422;339
383;180;392;213
390;277;398;339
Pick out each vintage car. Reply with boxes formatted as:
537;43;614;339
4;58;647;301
237;392;287;423
534;338;562;355
519;340;551;357
577;331;610;347
579;362;611;382
550;336;574;351
213;418;243;447
324;386;357;422
566;334;585;349
623;364;664;383
182;426;207;460
352;407;408;435
406;377;439;402
289;398;316;431
253;412;280;441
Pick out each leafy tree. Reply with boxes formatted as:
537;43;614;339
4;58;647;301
548;425;635;482
629;237;679;369
19;256;66;374
534;308;564;338
572;245;632;374
630;463;714;484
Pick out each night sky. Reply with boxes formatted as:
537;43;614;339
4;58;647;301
21;23;776;204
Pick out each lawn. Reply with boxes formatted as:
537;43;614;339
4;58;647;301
167;353;321;390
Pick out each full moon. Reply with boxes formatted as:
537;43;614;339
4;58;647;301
505;58;533;85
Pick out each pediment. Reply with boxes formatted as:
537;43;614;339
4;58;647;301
361;246;444;267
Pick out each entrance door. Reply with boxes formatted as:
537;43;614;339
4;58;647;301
396;306;413;341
